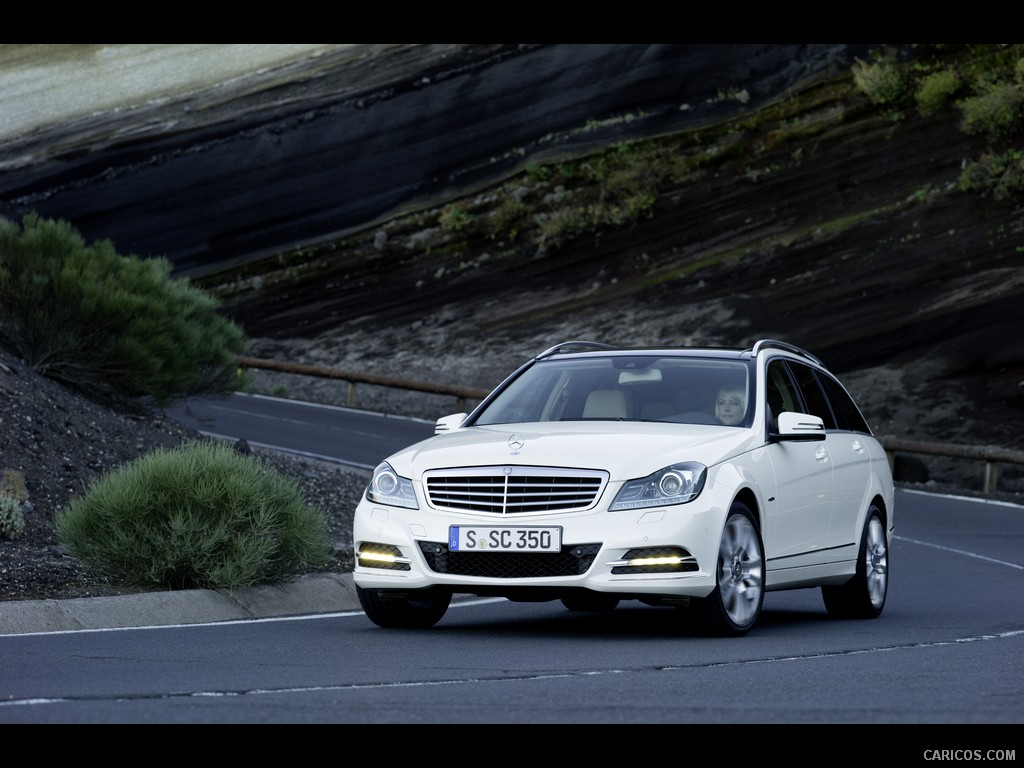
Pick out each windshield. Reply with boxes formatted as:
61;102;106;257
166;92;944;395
473;356;751;427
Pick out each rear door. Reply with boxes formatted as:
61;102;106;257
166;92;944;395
815;371;878;565
787;361;872;566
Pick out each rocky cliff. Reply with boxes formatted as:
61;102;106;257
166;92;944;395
1;43;1022;467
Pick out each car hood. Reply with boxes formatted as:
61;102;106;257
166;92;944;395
385;421;761;480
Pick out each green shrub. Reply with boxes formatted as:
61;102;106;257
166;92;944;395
537;206;590;245
439;204;473;233
525;163;551;183
485;195;529;241
614;190;658;222
916;69;962;115
0;213;248;406
55;441;332;590
0;493;25;540
852;55;908;106
958;149;1024;200
958;81;1024;141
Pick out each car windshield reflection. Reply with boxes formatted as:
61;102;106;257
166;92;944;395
473;356;751;427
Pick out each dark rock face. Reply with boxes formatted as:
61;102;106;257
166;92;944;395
0;44;874;274
1;43;1022;457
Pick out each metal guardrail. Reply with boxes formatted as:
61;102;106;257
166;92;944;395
237;357;1024;494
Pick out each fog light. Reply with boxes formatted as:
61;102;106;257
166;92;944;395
628;554;687;567
357;542;412;571
610;546;698;574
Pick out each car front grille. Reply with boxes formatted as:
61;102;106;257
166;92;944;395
423;466;608;515
417;540;601;578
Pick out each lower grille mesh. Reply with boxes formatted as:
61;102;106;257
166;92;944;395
417;541;601;578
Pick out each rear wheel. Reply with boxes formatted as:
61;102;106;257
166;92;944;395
822;506;888;619
357;586;452;629
691;501;764;637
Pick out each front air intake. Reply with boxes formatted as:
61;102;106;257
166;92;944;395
417;541;602;578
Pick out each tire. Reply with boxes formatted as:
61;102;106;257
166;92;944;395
822;506;888;619
561;593;621;612
357;586;452;629
691;501;764;637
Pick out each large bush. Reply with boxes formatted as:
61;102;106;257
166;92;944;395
958;149;1024;200
55;441;332;590
915;69;962;116
0;213;247;406
958;80;1024;141
852;55;908;106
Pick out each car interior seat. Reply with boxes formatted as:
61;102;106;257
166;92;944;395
583;390;629;419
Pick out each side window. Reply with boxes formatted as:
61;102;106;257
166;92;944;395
818;373;871;433
765;360;800;431
787;362;838;430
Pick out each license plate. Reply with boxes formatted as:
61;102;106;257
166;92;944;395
449;525;562;552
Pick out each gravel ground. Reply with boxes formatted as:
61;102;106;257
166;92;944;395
0;343;369;602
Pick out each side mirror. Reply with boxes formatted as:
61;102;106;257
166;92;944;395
434;413;468;435
771;411;826;442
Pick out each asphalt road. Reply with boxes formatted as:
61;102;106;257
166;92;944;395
1;394;1022;724
164;392;436;470
0;489;1021;726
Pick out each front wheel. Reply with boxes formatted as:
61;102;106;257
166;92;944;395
822;506;888;619
691;501;764;637
357;586;452;629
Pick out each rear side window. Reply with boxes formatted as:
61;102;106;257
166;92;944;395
787;362;838;430
817;372;871;434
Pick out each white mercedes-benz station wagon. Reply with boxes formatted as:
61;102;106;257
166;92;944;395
352;339;894;636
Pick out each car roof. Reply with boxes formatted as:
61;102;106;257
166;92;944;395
534;339;824;368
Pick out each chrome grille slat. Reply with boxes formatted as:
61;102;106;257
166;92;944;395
424;466;608;515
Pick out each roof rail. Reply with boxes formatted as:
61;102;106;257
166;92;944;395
750;339;823;366
536;340;617;359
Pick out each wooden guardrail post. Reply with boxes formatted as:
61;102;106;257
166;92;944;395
881;436;1024;494
984;462;1001;495
236;355;491;411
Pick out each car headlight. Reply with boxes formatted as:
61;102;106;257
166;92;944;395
365;462;419;509
609;462;707;510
